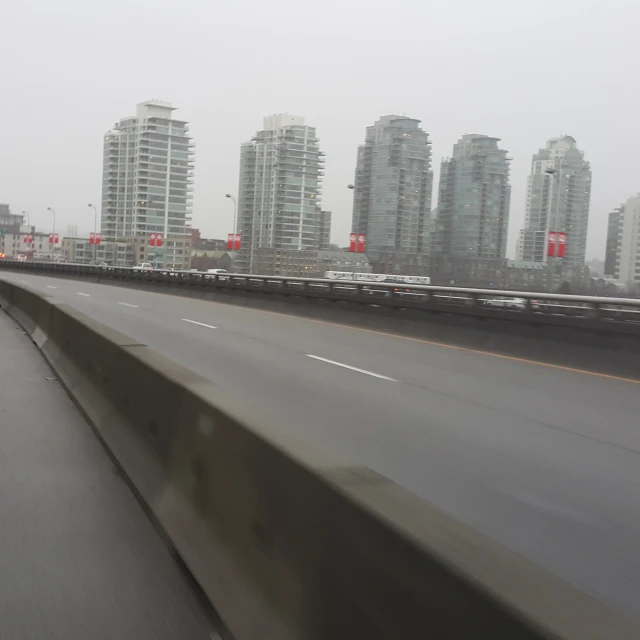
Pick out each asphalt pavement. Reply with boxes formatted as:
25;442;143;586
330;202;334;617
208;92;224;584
4;271;640;619
0;307;218;639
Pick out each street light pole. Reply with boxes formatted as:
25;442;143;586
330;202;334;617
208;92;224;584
88;204;98;264
225;194;237;240
347;185;356;273
225;194;237;271
545;167;563;291
47;207;56;260
21;211;31;254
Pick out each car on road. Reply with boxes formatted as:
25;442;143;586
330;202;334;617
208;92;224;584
134;262;153;271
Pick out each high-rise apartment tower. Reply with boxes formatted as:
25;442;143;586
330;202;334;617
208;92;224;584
351;115;433;267
101;100;194;269
516;135;591;268
236;114;324;273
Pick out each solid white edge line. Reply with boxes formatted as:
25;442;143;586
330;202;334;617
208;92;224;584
77;292;90;297
182;318;217;329
306;354;396;381
117;301;139;308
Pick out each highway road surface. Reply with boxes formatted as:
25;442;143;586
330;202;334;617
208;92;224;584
4;271;640;619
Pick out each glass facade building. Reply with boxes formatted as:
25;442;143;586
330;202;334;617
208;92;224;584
101;100;194;270
351;115;433;266
236;115;324;274
516;136;591;268
605;204;624;277
613;195;640;286
433;134;511;260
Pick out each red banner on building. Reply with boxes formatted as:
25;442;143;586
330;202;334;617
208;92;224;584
349;233;357;252
28;235;33;244
150;233;156;247
156;233;163;248
547;232;556;257
54;233;59;244
95;233;101;245
48;233;53;245
357;234;366;253
227;234;241;250
557;232;566;258
89;232;95;245
24;235;28;243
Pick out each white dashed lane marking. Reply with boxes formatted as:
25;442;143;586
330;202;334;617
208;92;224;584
182;318;217;329
306;354;396;381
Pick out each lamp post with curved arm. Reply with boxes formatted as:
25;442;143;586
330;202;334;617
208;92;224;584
47;207;56;259
88;203;98;263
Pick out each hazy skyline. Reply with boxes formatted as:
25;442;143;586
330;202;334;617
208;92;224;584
1;0;638;260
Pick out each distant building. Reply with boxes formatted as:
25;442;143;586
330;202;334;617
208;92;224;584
0;204;24;235
190;250;235;272
351;115;433;268
317;249;371;275
250;248;371;278
237;114;325;273
101;100;194;270
428;256;507;288
504;260;549;291
1;231;51;260
516;135;592;268
430;134;511;285
319;210;331;250
61;238;135;266
191;232;228;252
614;194;640;287
604;204;624;277
433;134;511;261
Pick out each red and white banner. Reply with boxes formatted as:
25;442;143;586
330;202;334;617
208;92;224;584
357;234;366;253
48;233;54;245
150;233;156;247
156;233;163;248
28;235;33;244
227;234;241;250
54;233;59;244
95;233;101;245
547;232;556;257
349;233;357;252
24;235;28;243
557;232;566;258
89;232;95;245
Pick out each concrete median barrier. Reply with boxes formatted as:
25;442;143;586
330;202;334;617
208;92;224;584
1;278;639;639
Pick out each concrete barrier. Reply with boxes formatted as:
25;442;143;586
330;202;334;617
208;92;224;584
1;278;639;639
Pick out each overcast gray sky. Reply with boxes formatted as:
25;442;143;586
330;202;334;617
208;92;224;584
1;0;638;259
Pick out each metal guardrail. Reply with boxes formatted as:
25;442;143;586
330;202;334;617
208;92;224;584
2;259;640;332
